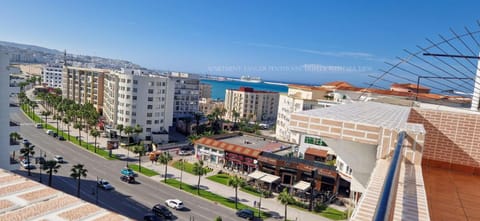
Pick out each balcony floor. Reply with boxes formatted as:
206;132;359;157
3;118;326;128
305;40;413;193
423;166;480;221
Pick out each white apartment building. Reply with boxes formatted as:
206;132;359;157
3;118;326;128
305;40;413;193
166;72;200;120
42;63;63;88
1;52;15;170
276;84;346;143
62;66;107;112
224;87;279;123
103;69;174;144
199;98;224;115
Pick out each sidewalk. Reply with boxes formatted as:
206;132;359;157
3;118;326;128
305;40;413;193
27;89;335;221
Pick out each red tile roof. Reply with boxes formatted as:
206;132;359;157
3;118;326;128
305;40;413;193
322;81;354;88
391;83;430;90
195;137;262;158
305;148;328;158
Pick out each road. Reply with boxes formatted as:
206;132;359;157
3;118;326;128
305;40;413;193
11;107;244;221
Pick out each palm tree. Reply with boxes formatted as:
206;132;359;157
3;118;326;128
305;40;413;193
62;116;71;140
194;112;202;135
228;175;245;209
124;126;134;144
10;132;22;144
187;134;200;146
192;160;206;195
20;143;35;176
53;114;61;135
232;109;240;130
277;188;294;221
70;164;88;197
133;124;143;144
158;152;172;183
116;124;124;142
41;110;51;128
91;129;100;153
73;122;84;146
132;145;145;172
43;160;61;186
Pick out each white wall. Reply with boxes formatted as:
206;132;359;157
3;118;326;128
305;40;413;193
0;53;15;170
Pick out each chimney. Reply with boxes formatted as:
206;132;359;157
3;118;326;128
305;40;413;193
471;54;480;111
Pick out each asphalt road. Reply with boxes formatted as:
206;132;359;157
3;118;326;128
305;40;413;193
11;108;244;221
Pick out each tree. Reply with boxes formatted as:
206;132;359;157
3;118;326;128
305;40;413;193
187;134;200;146
277;188;294;221
134;124;143;144
10;132;22;144
70;164;88;197
215;216;222;221
73;122;84;146
43;160;60;186
41;110;51;128
132;145;145;172
232;109;240;130
158;152;172;183
194;112;202;135
20;143;35;176
124;126;134;144
62;116;71;140
116;124;124;141
228;175;245;209
192;160;206;195
91;129;100;153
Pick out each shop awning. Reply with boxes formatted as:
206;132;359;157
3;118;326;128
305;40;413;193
293;181;311;191
260;174;280;183
248;170;267;180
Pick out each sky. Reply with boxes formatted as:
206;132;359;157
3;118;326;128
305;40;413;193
1;0;480;85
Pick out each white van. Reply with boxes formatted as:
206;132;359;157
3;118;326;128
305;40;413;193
46;130;54;135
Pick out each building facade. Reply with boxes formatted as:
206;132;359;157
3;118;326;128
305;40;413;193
166;72;200;120
199;98;224;115
62;67;107;112
199;83;212;99
224;87;279;123
103;69;174;143
42;63;63;88
0;52;14;170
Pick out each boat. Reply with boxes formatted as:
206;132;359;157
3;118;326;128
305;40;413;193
240;75;262;83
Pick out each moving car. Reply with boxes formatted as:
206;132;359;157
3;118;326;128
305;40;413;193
54;155;64;163
120;175;135;183
20;159;35;169
236;209;255;220
46;130;54;136
121;167;136;177
143;213;161;221
23;139;30;145
35;123;43;129
165;199;184;210
151;204;173;219
97;179;114;190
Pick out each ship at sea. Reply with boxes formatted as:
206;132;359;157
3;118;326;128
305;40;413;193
240;75;262;83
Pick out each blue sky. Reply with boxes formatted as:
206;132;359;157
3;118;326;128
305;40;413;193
1;0;480;85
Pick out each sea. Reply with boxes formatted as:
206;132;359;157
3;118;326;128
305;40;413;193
201;79;289;100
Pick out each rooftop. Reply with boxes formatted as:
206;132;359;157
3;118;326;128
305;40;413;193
294;101;412;130
0;169;130;221
219;134;291;151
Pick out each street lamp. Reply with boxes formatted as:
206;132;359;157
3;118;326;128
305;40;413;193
180;156;185;189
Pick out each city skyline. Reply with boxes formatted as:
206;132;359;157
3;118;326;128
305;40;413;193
1;1;480;84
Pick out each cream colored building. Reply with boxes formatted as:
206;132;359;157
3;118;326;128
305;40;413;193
224;87;279;123
199;98;224;115
199;83;212;99
62;67;107;112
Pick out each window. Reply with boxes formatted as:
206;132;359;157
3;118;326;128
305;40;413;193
147;113;152;117
132;96;137;100
154;120;159;124
133;88;137;92
148;89;154;94
133;80;138;84
147;105;153;109
304;136;327;146
146;120;152;125
148;97;153;101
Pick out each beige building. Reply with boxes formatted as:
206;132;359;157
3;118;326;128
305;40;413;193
275;84;347;143
62;67;107;113
199;98;224;115
224;87;279;123
199;83;212;99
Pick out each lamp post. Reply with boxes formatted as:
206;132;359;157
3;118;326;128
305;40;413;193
180;156;185;189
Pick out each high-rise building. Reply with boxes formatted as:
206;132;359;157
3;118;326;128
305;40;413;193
199;83;212;99
103;69;174;143
224;87;279;123
62;67;107;113
42;63;63;88
199;98;224;115
167;72;200;120
0;52;12;170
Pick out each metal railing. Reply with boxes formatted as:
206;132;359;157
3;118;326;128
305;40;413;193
373;131;406;221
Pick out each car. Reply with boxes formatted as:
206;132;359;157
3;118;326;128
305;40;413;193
57;135;65;141
52;132;58;138
35;123;43;129
143;213;162;221
46;130;54;136
178;149;194;156
22;139;30;145
121;167;136;177
97;179;114;190
236;209;255;220
120;175;135;183
35;156;46;165
165;199;184;210
151;204;173;219
20;159;35;169
54;155;64;163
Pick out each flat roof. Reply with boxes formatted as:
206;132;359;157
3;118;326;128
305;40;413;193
218;135;290;151
0;169;130;221
294;101;412;130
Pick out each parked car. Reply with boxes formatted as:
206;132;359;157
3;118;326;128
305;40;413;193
120;175;135;183
54;155;64;163
236;209;255;220
35;156;46;165
151;204;173;219
57;135;65;141
165;199;184;210
143;213;162;221
46;130;54;136
22;139;30;145
121;167;136;177
20;159;35;169
178;149;194;156
35;123;43;129
97;179;114;190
